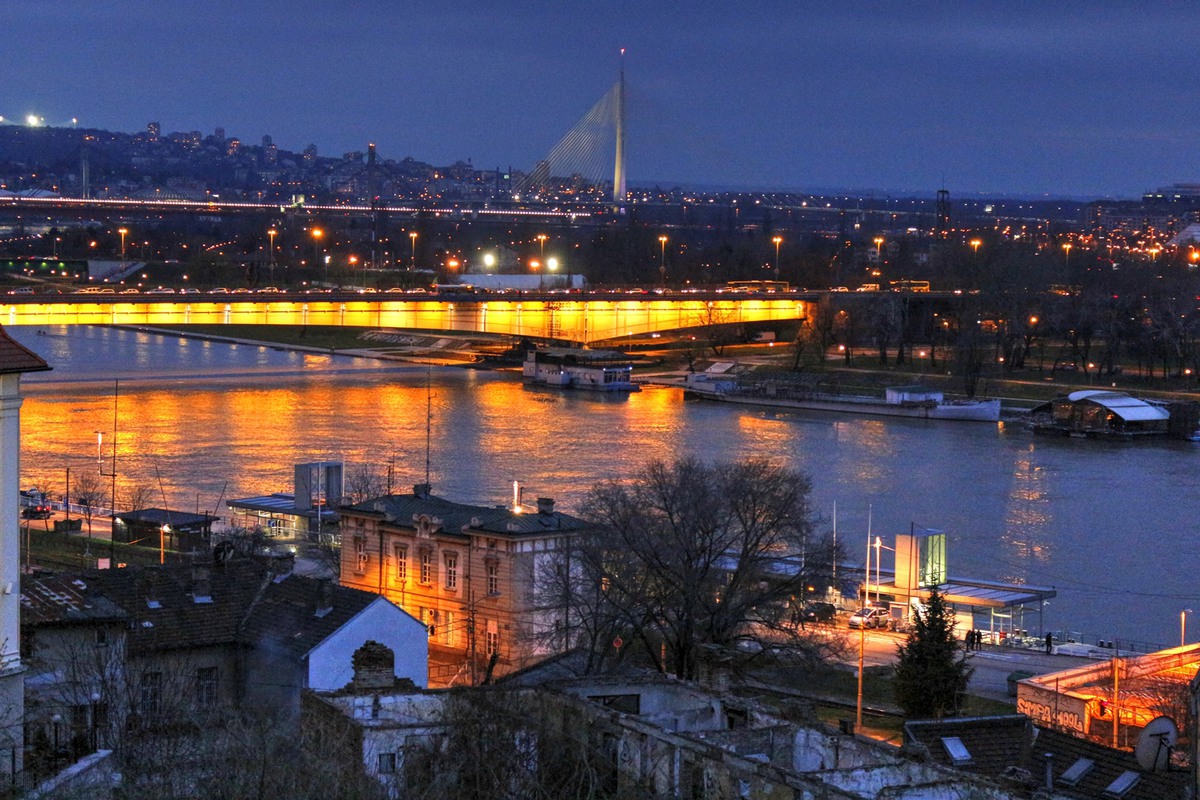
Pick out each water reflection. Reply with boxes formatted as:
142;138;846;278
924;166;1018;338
10;325;1200;648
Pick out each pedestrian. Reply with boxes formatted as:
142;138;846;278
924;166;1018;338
1045;632;1053;655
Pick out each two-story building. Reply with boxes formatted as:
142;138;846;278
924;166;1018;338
337;484;593;684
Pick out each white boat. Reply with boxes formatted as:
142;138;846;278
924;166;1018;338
523;347;639;392
683;376;1000;422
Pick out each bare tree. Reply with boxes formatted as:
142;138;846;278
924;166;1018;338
120;483;156;514
549;458;837;681
71;471;107;539
344;463;385;504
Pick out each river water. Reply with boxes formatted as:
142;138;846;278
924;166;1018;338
9;325;1198;649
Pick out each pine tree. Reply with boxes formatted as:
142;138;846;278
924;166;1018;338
893;587;973;718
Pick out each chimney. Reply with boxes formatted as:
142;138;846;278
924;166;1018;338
315;578;333;617
1044;752;1054;791
191;563;212;603
413;483;431;500
350;641;396;692
536;497;555;516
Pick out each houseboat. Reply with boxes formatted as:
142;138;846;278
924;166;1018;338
1029;390;1172;439
683;374;1000;422
522;347;639;392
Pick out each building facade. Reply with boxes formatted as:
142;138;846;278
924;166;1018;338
337;485;591;684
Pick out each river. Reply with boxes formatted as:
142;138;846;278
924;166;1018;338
10;325;1199;649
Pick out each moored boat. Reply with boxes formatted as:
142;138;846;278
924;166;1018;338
523;347;639;392
683;374;1000;422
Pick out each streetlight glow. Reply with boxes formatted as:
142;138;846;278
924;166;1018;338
658;235;668;287
772;235;783;279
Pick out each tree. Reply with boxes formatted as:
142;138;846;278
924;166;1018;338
557;457;836;681
892;587;973;719
72;471;107;539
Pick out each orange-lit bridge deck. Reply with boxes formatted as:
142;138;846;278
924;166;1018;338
0;293;806;345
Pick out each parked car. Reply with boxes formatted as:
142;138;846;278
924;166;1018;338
797;602;837;625
22;505;51;520
847;607;887;630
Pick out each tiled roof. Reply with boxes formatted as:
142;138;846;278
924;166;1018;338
84;560;268;653
345;491;591;538
904;715;1032;778
20;573;127;626
59;559;394;659
239;575;395;662
0;327;50;375
1027;727;1187;800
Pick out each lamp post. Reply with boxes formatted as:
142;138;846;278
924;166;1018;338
311;228;324;277
409;232;418;270
970;238;982;256
658;235;668;287
772;236;783;280
267;228;277;282
118;228;128;262
537;234;547;262
51;714;61;766
1062;242;1072;271
1182;609;1193;647
90;692;101;752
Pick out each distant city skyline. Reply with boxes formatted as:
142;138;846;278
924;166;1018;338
3;2;1196;199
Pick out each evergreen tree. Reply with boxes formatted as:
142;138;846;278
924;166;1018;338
893;587;973;718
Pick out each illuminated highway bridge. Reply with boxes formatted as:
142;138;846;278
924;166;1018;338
0;293;806;345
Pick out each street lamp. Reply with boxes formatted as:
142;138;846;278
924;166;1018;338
970;238;982;256
1062;242;1073;270
409;231;418;269
658;235;668;287
536;234;548;261
267;228;277;268
772;235;783;280
311;228;324;280
1182;609;1193;647
118;227;128;262
90;692;101;752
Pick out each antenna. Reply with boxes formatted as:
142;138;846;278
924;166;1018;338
1134;716;1178;773
424;365;432;487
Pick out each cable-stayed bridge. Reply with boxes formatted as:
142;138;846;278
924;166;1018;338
0;291;805;345
513;64;626;205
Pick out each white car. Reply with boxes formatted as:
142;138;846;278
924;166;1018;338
847;607;887;630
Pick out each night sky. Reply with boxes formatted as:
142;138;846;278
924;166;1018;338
3;2;1195;198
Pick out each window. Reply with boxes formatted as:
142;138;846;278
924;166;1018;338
486;562;500;595
377;752;396;774
141;671;163;716
393;545;408;583
1060;758;1094;786
485;620;499;656
444;552;458;591
354;536;368;572
419;550;433;584
940;736;972;766
196;667;218;706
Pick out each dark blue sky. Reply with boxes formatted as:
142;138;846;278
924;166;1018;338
3;2;1195;198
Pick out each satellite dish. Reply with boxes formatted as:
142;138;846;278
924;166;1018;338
1134;715;1178;773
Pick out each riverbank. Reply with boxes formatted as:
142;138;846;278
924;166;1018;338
119;323;1200;409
